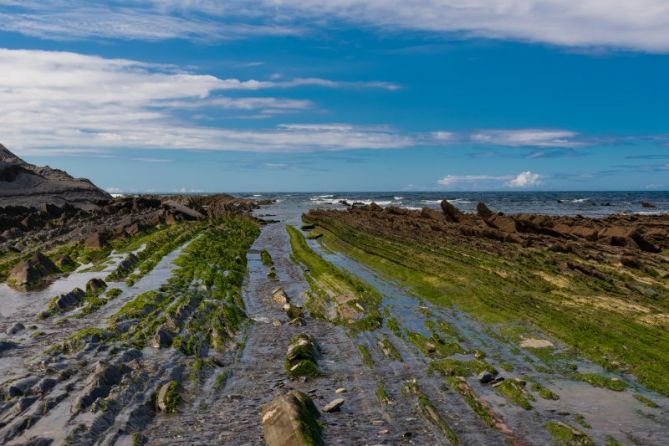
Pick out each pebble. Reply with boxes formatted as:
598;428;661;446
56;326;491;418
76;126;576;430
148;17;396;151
323;398;345;413
336;387;347;394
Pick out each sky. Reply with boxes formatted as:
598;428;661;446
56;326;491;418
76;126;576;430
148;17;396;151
1;1;668;192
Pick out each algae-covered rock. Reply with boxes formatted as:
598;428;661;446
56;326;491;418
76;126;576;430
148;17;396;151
151;326;173;349
156;381;181;413
86;278;107;296
8;252;57;289
261;390;323;446
51;288;86;312
285;334;320;378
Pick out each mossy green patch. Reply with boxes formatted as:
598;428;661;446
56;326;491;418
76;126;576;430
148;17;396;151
545;421;595;446
357;344;374;367
305;214;669;396
496;379;534;410
287;224;382;332
430;358;497;377
574;373;628;392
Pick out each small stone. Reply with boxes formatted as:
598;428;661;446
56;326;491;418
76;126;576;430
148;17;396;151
424;342;437;353
335;387;347;394
371;419;385;426
379;429;389;435
322;398;345;413
478;371;495;384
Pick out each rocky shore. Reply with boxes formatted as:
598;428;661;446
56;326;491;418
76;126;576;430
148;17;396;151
1;144;667;445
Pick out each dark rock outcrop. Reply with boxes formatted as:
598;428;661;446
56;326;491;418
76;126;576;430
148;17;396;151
71;361;129;413
476;202;494;220
52;288;86;311
440;200;463;223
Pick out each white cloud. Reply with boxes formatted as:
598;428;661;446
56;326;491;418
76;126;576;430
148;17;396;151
0;1;300;41
0;48;406;154
438;174;509;186
506;171;541;187
438;171;542;188
431;131;454;141
3;1;669;52
470;129;583;147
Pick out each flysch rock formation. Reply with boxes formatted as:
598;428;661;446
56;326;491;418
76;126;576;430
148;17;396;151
0;143;111;209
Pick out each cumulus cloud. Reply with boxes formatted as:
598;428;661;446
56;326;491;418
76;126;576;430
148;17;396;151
0;48;406;154
507;171;541;187
3;1;669;51
438;171;542;188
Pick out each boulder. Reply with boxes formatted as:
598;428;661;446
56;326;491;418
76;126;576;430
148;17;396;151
86;278;107;296
151;327;173;349
53;288;86;311
165;212;177;225
285;334;320;378
8;252;57;288
124;222;141;237
641;201;656;208
476;202;494;220
284;304;304;320
156;381;181;413
84;232;106;250
440;200;462;223
6;322;25;335
0;340;17;355
8;376;39;397
55;254;77;271
272;287;290;305
261;390;323;446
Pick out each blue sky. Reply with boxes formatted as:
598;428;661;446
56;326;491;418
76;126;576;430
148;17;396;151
1;1;668;192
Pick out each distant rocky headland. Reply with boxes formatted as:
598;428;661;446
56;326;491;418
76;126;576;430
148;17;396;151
0;144;111;209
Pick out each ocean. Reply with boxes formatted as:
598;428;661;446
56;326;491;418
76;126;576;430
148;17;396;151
238;191;669;218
